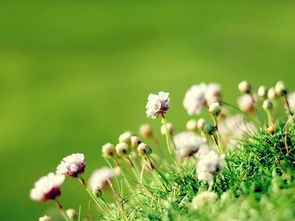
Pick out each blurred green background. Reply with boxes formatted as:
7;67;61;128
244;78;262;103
0;0;295;220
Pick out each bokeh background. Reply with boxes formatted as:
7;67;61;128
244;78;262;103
1;1;295;220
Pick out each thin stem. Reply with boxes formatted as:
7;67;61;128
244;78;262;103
212;115;224;154
78;177;110;216
55;200;71;221
104;158;121;192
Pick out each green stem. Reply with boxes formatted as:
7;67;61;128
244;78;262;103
78;178;110;216
55;200;71;221
212;115;224;154
104;158;121;192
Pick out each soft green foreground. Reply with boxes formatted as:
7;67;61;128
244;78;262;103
0;1;295;220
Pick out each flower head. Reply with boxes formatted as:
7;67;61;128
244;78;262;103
197;151;225;184
139;123;154;138
237;94;256;112
174;131;205;157
56;153;86;177
183;83;221;115
30;173;65;201
119;131;133;144
88;167;115;193
102;143;116;158
146;91;170;119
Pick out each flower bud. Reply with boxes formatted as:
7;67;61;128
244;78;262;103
130;136;141;149
161;122;174;136
208;102;221;116
262;99;273;111
258;85;268;99
238;81;251;94
197;118;206;130
119;131;133;144
267;87;276;100
275;81;287;96
102;143;116;158
203;123;217;135
66;209;78;220
178;147;195;158
186;119;198;132
115;143;130;156
94;188;103;198
139;124;153;138
137;143;152;157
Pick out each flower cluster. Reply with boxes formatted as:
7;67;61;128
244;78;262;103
146;91;170;119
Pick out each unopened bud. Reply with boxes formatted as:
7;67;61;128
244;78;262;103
139;124;153;138
267;87;276;100
208;102;221;116
258;85;268;99
161;122;174;136
137;143;152;157
186;119;198;132
102;143;116;158
262;99;273;111
119;131;133;144
115;143;130;156
275;81;287;96
66;209;78;220
203;123;217;135
197;118;206;130
238;81;251;94
130;136;141;149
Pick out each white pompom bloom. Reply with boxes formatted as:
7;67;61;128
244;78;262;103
146;91;170;119
288;92;295;112
205;83;221;105
191;191;218;209
30;173;65;201
237;94;255;112
174;131;206;157
39;215;52;221
183;83;221;115
218;114;255;150
88;167;115;193
183;83;207;115
56;153;86;177
197;151;225;184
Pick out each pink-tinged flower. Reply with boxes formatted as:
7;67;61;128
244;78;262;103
237;94;256;112
183;83;221;115
88;167;115;193
56;153;86;177
146;91;170;119
30;173;65;201
197;151;225;185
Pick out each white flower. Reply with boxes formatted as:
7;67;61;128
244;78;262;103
183;83;221;115
218;114;255;150
288;92;295;112
39;215;52;221
197;151;225;184
191;191;218;209
56;153;86;177
237;94;256;112
174;131;205;157
88;167;115;193
30;173;65;201
146;91;170;119
194;143;210;160
205;83;221;105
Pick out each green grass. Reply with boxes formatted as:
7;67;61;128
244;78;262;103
1;1;295;220
99;120;295;221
